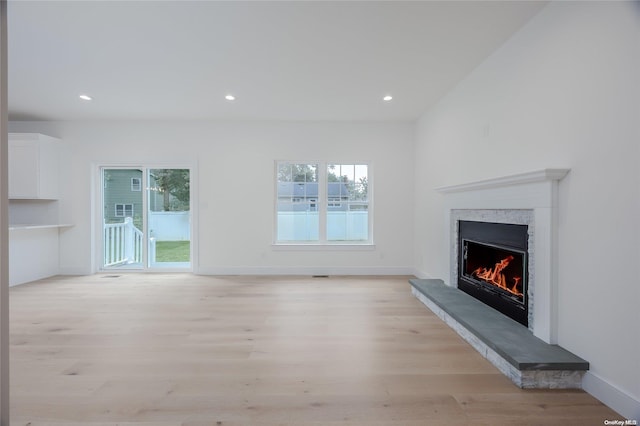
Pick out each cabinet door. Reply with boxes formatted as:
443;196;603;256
8;141;40;198
9;134;60;199
37;140;60;199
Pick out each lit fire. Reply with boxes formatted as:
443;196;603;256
473;255;523;297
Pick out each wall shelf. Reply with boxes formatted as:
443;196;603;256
9;224;73;231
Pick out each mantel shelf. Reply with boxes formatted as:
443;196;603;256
435;169;570;194
9;197;59;201
9;224;73;231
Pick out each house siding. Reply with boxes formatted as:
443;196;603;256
103;169;143;225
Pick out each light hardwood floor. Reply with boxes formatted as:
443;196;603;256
10;274;619;425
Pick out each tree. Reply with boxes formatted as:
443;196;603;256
151;169;190;211
355;176;368;201
327;165;342;183
278;164;317;182
327;166;367;200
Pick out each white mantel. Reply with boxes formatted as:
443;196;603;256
436;169;570;344
436;169;570;194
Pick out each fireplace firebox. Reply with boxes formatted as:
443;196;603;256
458;220;528;326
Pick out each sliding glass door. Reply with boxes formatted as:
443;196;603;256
147;169;191;269
101;167;191;270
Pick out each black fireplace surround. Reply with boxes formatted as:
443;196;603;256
458;220;528;327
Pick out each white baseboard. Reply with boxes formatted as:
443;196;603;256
582;371;640;420
58;267;93;276
411;268;433;279
197;266;415;276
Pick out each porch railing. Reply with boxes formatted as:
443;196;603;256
104;217;143;266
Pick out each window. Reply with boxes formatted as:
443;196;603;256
326;164;369;241
276;163;319;241
131;177;141;191
328;197;342;208
276;162;370;244
115;203;134;217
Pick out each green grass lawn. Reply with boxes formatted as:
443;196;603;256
155;241;190;262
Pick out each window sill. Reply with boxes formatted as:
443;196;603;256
272;243;376;251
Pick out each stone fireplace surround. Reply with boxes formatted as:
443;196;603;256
453;209;533;328
437;168;569;344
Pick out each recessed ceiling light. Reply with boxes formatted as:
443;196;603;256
225;94;236;101
79;94;92;101
383;95;393;102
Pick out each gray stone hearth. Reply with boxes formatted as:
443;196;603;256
410;278;588;389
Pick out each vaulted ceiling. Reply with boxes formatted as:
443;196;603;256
8;1;546;122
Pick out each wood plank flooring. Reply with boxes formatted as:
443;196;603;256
9;274;619;425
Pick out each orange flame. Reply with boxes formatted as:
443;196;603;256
473;255;523;297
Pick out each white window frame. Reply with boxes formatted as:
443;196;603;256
131;177;141;191
274;161;373;247
328;197;342;208
115;203;134;217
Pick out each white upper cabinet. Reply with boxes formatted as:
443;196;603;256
9;133;60;200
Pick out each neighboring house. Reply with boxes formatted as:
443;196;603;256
103;169;185;224
103;169;144;224
277;182;352;212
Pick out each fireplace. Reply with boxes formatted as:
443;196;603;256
458;220;528;326
438;169;570;343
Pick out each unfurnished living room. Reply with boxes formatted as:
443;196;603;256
1;1;638;425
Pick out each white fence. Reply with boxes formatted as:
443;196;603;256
149;211;190;241
104;217;143;266
277;211;368;241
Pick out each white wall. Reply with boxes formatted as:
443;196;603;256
8;120;415;276
414;1;639;419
